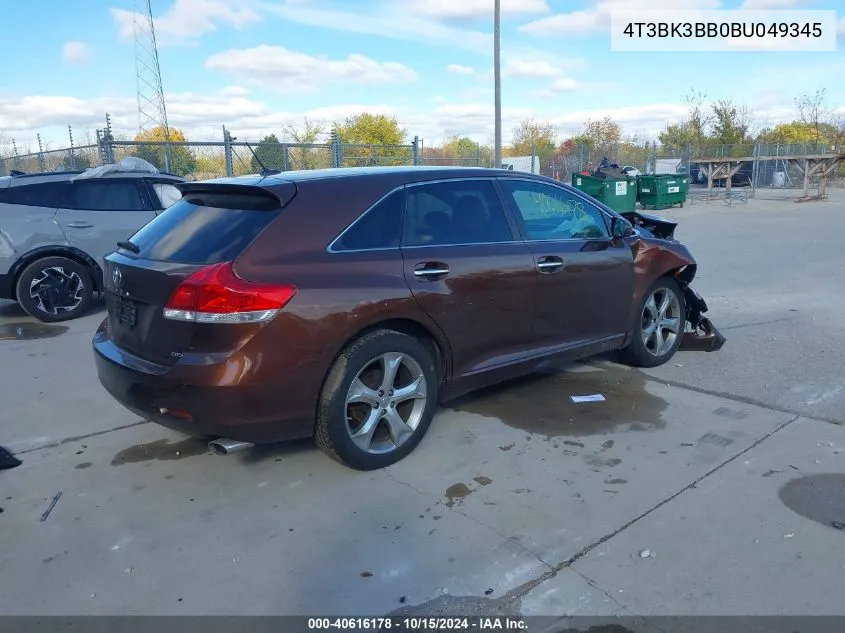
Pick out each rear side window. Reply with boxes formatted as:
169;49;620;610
152;183;182;209
65;180;148;211
0;182;68;207
333;189;403;251
403;179;513;247
125;192;280;264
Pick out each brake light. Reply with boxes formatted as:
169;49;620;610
163;261;296;324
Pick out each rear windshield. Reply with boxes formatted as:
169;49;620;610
125;193;280;264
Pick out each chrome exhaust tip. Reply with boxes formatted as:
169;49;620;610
208;439;254;456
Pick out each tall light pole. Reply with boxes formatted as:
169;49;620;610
493;0;502;169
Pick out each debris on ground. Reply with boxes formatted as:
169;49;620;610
0;446;22;470
360;571;373;578
832;522;845;531
783;533;795;539
570;394;606;403
40;491;63;522
639;549;652;558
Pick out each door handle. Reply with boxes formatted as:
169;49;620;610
537;255;565;273
413;263;450;279
66;221;93;229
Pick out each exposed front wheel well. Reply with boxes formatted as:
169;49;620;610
11;248;103;300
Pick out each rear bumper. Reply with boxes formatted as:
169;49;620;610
92;328;315;444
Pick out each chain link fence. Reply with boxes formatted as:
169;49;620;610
1;128;489;178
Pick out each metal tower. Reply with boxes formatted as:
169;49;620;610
134;0;170;140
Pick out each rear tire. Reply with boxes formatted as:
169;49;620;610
15;256;94;323
315;329;439;471
619;277;685;368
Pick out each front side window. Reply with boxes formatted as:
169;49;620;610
65;180;148;211
499;179;610;241
403;180;513;247
332;189;403;251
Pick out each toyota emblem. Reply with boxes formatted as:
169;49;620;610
112;266;122;289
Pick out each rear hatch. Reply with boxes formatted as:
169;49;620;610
103;182;296;365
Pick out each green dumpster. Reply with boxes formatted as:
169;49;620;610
571;173;637;213
637;174;689;210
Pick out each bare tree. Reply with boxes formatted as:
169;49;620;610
795;88;832;147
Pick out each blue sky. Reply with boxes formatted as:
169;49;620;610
1;0;843;151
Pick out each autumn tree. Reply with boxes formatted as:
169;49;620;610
132;126;197;176
508;118;557;170
439;135;481;165
335;113;408;166
282;117;331;170
249;134;286;173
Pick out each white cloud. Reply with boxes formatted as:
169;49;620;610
62;41;91;65
503;60;561;79
399;0;549;20
520;0;721;36
111;0;261;46
447;64;475;75
262;1;490;53
536;78;584;96
206;46;418;92
739;0;806;7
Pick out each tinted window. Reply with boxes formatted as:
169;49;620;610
333;189;403;251
0;182;68;207
126;194;279;264
65;180;147;211
403;180;512;247
500;180;610;241
153;183;182;209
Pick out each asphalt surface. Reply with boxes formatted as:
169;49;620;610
1;187;843;621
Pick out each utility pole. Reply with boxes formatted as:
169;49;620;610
493;0;502;169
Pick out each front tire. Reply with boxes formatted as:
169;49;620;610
315;329;439;471
619;277;685;368
15;256;94;323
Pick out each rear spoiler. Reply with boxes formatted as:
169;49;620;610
175;180;297;209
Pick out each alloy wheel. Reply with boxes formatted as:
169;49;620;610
28;266;85;316
344;352;428;454
640;287;682;357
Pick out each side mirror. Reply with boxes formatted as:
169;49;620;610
611;216;634;238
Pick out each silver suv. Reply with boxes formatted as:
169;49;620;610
0;168;183;322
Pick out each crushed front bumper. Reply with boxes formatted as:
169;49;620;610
679;285;726;353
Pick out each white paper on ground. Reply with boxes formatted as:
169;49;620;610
570;394;606;403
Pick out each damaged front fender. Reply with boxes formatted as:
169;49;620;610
679;285;726;353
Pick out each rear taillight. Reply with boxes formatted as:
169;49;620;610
163;261;296;324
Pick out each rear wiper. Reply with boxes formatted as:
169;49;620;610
117;240;140;254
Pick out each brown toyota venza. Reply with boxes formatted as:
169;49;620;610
93;167;725;470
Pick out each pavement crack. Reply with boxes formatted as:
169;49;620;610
16;419;150;455
641;374;842;426
571;568;631;613
503;414;800;608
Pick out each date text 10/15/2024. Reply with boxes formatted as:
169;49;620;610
307;617;527;630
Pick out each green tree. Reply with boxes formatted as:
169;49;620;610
58;153;93;170
710;100;752;147
132;126;197;176
658;89;712;153
441;135;479;165
335;113;408;166
249;134;286;173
